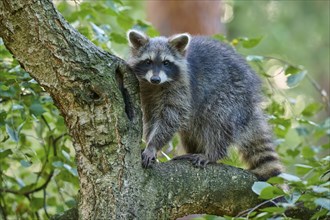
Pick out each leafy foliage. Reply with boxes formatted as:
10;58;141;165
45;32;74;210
55;0;157;58
0;1;329;219
0;1;156;219
0;37;78;218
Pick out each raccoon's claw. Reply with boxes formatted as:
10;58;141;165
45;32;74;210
192;157;209;168
141;148;156;168
173;154;210;168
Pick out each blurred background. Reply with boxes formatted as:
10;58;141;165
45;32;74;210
59;0;329;104
1;0;329;219
58;0;330;99
146;0;329;99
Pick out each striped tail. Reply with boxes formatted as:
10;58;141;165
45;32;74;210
247;149;283;181
239;137;284;181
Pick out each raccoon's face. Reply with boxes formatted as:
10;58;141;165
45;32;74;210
127;30;190;85
131;51;180;85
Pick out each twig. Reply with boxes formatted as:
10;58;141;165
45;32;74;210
306;74;330;111
43;188;50;218
25;194;40;220
263;56;330;111
41;115;52;132
0;170;54;196
0;196;7;220
236;195;284;218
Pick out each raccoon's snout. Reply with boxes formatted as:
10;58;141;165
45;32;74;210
144;70;169;84
150;75;161;84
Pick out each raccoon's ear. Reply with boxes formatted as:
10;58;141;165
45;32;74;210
127;30;149;50
168;33;190;55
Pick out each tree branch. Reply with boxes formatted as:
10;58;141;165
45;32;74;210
146;161;261;218
0;171;54;196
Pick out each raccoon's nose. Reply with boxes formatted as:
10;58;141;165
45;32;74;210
150;76;161;84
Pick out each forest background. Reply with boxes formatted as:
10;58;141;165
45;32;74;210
0;1;329;219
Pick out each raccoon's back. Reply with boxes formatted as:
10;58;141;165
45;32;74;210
185;37;262;108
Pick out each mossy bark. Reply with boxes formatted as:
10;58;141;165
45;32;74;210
0;0;306;219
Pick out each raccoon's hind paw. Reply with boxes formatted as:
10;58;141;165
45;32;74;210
173;154;210;168
141;148;156;168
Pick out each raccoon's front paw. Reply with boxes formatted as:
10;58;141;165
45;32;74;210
173;154;210;168
141;147;156;168
192;156;209;168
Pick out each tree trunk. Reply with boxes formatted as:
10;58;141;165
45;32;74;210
0;1;309;219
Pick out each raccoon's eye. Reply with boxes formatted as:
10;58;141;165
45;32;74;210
163;60;170;66
144;59;152;65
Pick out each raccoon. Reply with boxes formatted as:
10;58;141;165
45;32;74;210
127;30;283;180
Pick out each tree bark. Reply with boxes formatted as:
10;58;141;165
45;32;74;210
0;0;294;219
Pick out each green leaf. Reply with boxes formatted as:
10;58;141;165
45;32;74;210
90;22;105;36
255;212;270;218
314;198;330;210
65;199;77;208
194;215;226;220
294;164;313;169
0;85;16;98
56;205;65;214
286;70;307;88
0;84;9;91
30;197;44;211
259;187;276;199
12;104;24;110
20;160;32;167
302;146;315;158
62;150;71;161
0;149;13;159
17;122;25;133
110;32;127;44
311;208;329;220
279;173;301;182
0;111;7;125
29;101;45;116
246;55;264;62
112;0;123;6
213;34;227;42
287;148;300;158
240;37;263;48
63;164;78;177
285;191;301;204
259;186;285;200
47;197;57;206
260;207;285;213
312;186;330;194
322;156;330;161
295;164;313;175
52;161;63;168
116;13;134;30
5;124;19;142
16;177;26;187
78;26;94;41
252;181;272;195
267;176;284;184
285;65;301;75
302;103;323;117
295;127;309;136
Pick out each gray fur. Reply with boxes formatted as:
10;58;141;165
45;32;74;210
127;30;283;180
